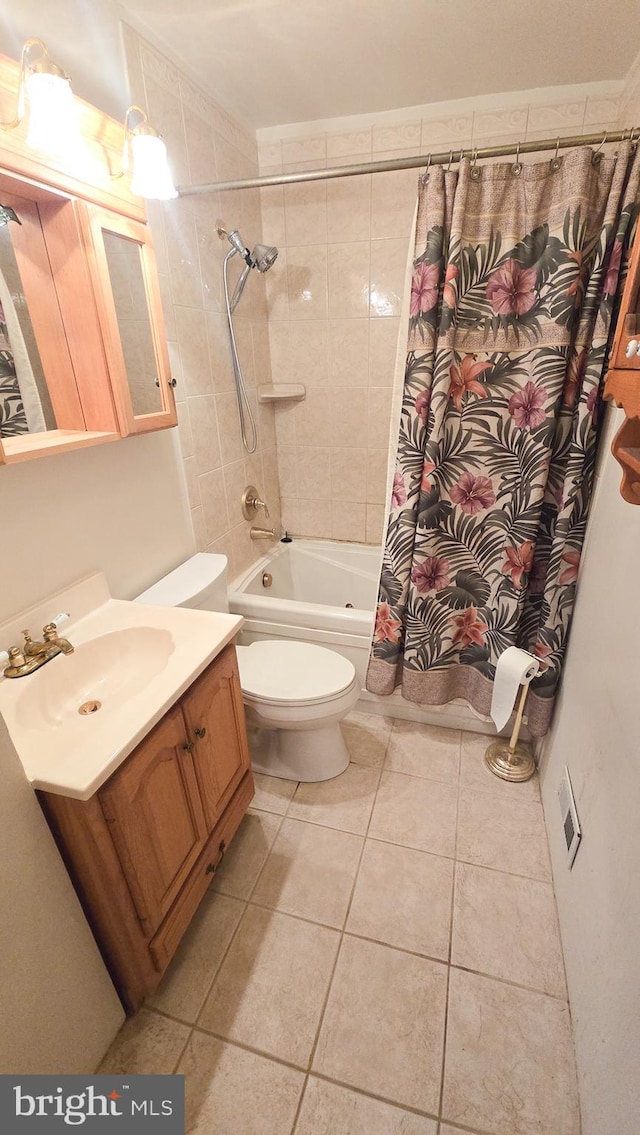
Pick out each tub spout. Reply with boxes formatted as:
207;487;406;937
250;526;277;540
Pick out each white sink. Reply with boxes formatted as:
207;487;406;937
14;627;175;730
0;571;244;800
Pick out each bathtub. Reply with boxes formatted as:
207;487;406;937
229;538;492;734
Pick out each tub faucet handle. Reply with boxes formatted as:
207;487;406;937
242;485;270;520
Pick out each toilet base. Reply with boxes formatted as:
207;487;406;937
248;722;350;782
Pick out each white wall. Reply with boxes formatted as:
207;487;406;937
539;406;640;1135
0;0;130;119
0;714;124;1071
0;431;194;623
538;52;640;1135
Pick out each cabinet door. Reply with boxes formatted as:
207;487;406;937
182;645;251;831
99;705;207;934
80;204;177;435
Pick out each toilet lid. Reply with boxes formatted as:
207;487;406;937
237;641;356;705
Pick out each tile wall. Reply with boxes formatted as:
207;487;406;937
123;26;280;580
259;88;623;545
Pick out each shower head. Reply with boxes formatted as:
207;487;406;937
249;243;278;272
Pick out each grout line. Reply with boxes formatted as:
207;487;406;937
437;731;462;1122
301;757;386;1078
306;1070;441;1124
447;962;570;1003
190;1024;309;1073
289;1071;309;1133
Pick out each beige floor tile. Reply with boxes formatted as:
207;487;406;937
442;968;580;1135
147;893;246;1021
341;710;393;767
369;771;457;858
296;1076;437;1133
452;862;567;997
252;818;363;927
251;772;299;814
179;1031;304;1134
347;838;453;960
457;790;551;881
460;731;541;801
211;809;282;899
97;1008;190;1074
385;721;461;784
199;905;339;1066
288;762;381;834
313;935;447;1114
439;1127;483;1135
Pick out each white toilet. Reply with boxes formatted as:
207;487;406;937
135;553;359;782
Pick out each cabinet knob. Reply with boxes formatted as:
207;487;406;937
168;377;177;387
183;741;195;753
194;726;207;739
205;840;226;875
625;339;639;358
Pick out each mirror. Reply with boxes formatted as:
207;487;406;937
102;231;164;417
0;215;56;436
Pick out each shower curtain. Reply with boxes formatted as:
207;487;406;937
366;142;640;737
0;294;27;435
0;258;46;437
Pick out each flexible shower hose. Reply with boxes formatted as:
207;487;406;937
222;249;258;454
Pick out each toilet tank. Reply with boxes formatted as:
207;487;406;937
134;554;230;613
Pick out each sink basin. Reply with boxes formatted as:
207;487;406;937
0;573;244;799
15;627;175;730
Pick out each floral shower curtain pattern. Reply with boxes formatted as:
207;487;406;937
366;143;640;736
0;296;28;436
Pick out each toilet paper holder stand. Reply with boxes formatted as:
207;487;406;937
485;675;541;784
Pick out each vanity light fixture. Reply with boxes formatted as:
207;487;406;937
0;39;76;154
115;106;177;201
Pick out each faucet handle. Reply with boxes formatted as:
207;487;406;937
42;613;70;638
242;485;270;521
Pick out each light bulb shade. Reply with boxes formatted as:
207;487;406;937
25;70;76;153
130;133;177;200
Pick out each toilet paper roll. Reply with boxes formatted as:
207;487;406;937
490;647;540;732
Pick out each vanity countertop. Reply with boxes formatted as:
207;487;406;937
0;573;243;800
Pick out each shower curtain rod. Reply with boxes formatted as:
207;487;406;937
177;128;637;196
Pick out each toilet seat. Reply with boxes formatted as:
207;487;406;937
237;640;356;706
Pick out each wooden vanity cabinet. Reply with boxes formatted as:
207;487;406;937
38;643;253;1013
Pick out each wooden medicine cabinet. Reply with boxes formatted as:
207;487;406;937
0;51;176;466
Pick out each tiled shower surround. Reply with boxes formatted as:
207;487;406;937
99;714;580;1134
123;25;280;580
258;90;621;545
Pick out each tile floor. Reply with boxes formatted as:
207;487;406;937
99;713;581;1135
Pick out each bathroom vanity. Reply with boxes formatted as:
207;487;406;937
38;644;253;1013
0;573;254;1013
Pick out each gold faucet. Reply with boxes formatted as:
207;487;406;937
2;622;74;678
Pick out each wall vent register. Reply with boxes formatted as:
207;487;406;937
558;764;582;868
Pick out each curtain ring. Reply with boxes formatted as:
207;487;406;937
592;131;607;165
631;127;639;150
446;149;454;172
420;154;432;186
550;136;562;171
512;140;523;176
470;147;481;180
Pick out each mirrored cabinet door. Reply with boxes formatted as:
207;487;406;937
81;205;177;435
